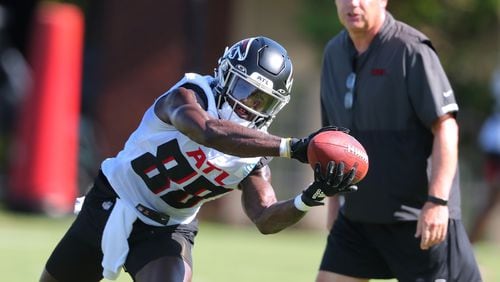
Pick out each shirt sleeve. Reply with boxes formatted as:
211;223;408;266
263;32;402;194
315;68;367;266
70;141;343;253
406;40;458;128
320;52;332;127
320;41;338;127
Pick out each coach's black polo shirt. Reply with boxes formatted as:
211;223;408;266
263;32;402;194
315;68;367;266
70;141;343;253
320;13;460;223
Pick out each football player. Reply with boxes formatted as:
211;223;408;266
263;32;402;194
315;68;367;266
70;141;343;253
39;36;357;282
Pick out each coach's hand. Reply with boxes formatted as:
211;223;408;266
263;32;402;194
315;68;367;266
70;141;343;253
295;161;358;210
415;202;449;250
290;126;350;163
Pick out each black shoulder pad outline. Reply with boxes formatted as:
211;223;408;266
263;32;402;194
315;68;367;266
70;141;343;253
180;82;209;110
420;39;437;53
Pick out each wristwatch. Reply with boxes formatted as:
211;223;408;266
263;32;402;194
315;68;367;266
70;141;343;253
427;195;448;206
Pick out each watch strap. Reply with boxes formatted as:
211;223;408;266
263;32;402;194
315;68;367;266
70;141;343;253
427;195;448;206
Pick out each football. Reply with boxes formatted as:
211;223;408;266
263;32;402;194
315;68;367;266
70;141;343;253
307;131;369;183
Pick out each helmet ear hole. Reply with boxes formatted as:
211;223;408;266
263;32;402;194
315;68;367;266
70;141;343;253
220;59;229;72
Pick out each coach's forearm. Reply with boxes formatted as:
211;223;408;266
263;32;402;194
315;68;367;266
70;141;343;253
429;116;458;200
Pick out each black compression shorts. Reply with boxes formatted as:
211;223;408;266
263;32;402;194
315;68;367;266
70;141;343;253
319;212;482;281
44;173;198;282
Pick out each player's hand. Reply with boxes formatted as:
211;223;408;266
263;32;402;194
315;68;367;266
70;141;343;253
300;161;358;207
290;126;350;163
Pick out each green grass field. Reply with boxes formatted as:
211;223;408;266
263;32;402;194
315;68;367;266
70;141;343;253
1;209;498;282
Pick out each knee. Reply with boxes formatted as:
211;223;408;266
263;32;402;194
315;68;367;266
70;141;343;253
134;256;192;282
39;269;58;282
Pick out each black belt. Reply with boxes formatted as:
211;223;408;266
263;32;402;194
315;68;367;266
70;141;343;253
135;204;170;225
97;170;170;225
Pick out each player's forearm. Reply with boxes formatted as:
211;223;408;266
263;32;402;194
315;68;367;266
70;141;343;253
250;200;306;234
164;90;283;157
200;119;282;157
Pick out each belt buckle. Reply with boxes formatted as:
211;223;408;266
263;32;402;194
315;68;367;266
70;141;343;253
136;204;170;225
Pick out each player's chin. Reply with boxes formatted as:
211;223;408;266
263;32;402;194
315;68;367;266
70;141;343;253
235;111;256;122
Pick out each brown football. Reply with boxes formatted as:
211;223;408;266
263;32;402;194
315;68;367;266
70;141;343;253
307;131;369;183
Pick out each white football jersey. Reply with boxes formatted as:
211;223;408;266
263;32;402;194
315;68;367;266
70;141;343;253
101;73;264;226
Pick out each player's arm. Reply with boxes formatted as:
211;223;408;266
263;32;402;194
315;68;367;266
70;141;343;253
240;165;306;234
154;87;347;162
155;87;281;157
240;162;357;234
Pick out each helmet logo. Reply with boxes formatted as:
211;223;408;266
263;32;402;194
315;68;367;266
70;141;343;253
226;38;255;61
250;72;273;89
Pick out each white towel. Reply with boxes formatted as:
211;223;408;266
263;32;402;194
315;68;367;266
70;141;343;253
101;198;138;280
73;196;85;214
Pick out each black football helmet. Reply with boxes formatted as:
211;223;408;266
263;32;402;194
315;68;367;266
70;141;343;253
214;36;294;129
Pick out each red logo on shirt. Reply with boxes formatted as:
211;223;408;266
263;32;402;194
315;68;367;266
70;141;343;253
371;69;385;76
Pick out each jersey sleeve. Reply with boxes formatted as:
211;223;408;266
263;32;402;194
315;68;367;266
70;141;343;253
406;41;458;128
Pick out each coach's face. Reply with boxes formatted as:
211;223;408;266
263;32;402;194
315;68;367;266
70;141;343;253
335;0;387;36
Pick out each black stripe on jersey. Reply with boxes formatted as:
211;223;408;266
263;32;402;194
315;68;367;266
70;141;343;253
181;83;209;110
